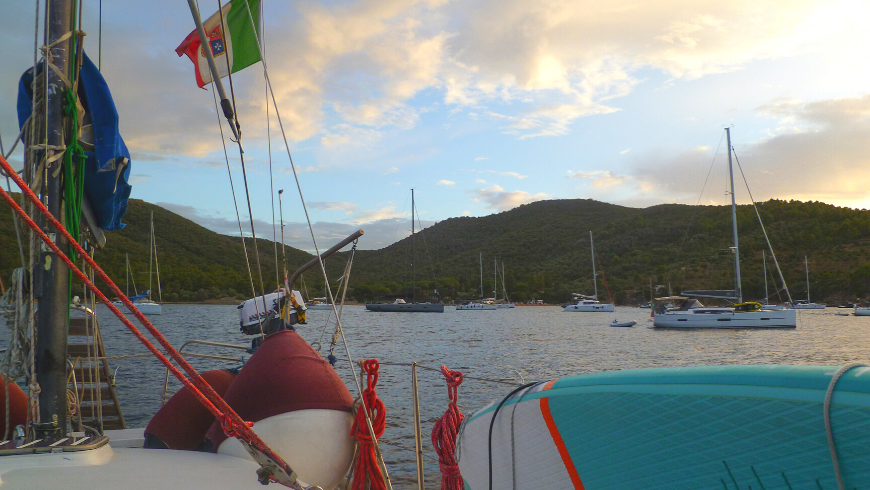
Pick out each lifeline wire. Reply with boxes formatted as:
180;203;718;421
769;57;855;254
241;3;392;487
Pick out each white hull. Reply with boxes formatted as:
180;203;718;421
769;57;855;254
564;303;614;312
456;303;498;310
793;303;826;310
496;303;515;308
653;308;796;328
855;307;870;316
113;301;162;315
761;304;784;310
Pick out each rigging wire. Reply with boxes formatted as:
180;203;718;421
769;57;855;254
731;147;794;304
209;80;261;330
261;3;280;290
240;3;392;487
414;201;438;280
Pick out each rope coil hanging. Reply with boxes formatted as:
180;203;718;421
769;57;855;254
431;365;465;490
350;359;387;490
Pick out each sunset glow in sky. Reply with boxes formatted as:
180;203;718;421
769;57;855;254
3;0;870;251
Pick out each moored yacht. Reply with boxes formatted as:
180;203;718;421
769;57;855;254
563;298;615;312
653;128;796;329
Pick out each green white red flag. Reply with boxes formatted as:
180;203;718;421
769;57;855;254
176;0;262;88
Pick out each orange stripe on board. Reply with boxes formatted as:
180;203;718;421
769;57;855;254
540;383;585;490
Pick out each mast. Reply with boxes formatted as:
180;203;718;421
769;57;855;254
152;212;163;302
494;257;497;300
34;0;75;438
278;190;286;279
590;231;598;300
763;250;768;304
479;252;483;299
149;211;154;300
411;189;415;304
726;127;742;303
805;255;810;303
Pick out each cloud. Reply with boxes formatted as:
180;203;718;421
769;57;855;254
568;170;628;188
437;179;456;185
350;206;407;225
461;210;471;215
308;201;360;215
383;167;399;175
619;148;631;154
474;156;489;161
470;184;549;211
129;174;150;184
484;170;527;179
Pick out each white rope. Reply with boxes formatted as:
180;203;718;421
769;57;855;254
824;363;866;490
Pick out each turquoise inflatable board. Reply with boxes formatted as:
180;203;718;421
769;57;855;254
456;365;870;489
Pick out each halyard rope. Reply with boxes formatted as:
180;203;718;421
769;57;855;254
431;366;465;490
0;153;301;489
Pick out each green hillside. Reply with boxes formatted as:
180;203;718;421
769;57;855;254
0;197;318;303
341;199;870;305
2;197;870;305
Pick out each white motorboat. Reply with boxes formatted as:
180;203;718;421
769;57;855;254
306;297;333;310
854;306;870;316
565;231;614;312
564;299;615;312
654;129;796;329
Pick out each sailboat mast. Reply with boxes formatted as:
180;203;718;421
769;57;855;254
590;231;598;300
34;0;75;438
278;190;287;279
805;255;810;303
479;252;483;299
411;189;415;304
494;257;497;300
149;211;154;300
763;250;768;304
726;127;743;303
153;213;163;302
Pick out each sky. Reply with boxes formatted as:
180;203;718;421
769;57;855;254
3;0;870;252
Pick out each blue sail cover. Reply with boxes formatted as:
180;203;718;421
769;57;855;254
17;51;131;230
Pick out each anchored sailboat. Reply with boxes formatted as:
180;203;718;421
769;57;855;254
457;252;498;310
366;189;444;312
653;128;796;328
564;231;614;312
793;255;826;309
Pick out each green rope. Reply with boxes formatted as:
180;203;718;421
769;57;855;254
62;88;86;263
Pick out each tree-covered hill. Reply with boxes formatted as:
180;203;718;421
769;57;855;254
2;197;870;305
340;199;870;305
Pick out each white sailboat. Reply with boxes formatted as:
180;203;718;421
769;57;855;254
653;128;796;328
495;261;515;308
792;256;826;309
760;250;784;310
457;252;497;310
564;231;614;312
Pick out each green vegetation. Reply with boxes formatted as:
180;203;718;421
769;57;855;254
2;197;870;305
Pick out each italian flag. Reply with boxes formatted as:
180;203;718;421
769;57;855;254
176;0;262;88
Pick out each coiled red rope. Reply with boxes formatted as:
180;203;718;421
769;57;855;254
0;154;297;487
431;365;465;490
350;359;386;490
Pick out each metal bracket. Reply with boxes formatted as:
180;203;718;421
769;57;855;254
240;440;299;488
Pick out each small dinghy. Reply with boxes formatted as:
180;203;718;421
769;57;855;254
610;319;636;327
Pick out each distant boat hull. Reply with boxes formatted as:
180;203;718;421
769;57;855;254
610;320;636;327
496;303;515;308
114;300;162;315
306;304;333;310
653;308;796;328
793;303;826;310
365;303;444;312
854;307;870;316
761;304;785;310
456;303;498;310
564;303;614;312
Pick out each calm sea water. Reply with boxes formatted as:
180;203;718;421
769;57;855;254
9;304;870;487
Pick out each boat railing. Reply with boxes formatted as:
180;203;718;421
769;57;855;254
160;340;251;404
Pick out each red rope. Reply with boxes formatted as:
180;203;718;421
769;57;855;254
0;155;296;486
431;365;464;490
350;359;386;490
